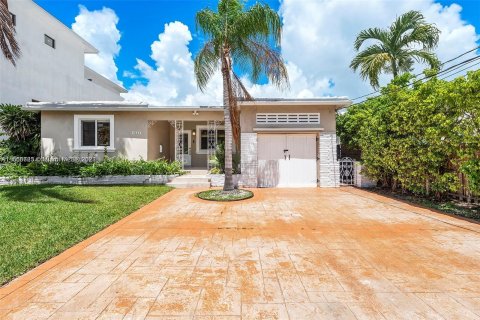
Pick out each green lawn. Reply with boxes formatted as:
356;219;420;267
0;185;171;285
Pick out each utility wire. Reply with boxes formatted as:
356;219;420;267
345;55;480;108
438;62;480;81
350;45;480;101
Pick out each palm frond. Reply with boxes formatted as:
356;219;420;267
353;28;389;51
194;41;220;91
231;71;253;101
195;8;222;40
0;0;20;66
350;44;391;89
351;10;440;88
407;49;440;70
398;23;440;50
390;10;426;42
233;39;289;89
233;3;282;45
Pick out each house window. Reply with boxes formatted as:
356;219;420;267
10;13;16;26
74;115;114;150
44;34;55;48
196;125;225;154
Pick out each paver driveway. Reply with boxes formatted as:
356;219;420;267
1;188;479;319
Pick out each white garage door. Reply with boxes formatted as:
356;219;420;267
257;134;317;187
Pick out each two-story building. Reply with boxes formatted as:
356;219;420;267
0;0;126;105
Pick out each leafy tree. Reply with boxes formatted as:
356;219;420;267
194;0;289;191
0;0;20;65
0;104;40;157
350;10;440;88
337;70;480;197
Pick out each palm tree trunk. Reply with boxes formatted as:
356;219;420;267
391;58;398;78
221;52;234;191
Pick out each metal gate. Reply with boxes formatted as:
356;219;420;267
339;157;356;185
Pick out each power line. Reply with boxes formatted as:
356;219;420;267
438;61;480;81
346;55;480;108
350;45;480;101
440;45;480;66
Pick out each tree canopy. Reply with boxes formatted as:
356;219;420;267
337;70;480;197
350;10;440;88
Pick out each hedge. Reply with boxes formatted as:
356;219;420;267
337;70;480;197
0;158;183;178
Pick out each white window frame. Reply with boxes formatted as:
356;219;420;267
74;115;115;151
195;125;225;154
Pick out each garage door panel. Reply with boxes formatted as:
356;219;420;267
287;134;316;159
258;159;290;187
287;158;317;187
258;134;285;160
257;133;317;188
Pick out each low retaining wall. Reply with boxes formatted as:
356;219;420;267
208;174;242;188
0;175;178;186
354;162;377;188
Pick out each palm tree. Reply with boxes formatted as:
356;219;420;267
350;10;440;89
0;0;20;66
194;0;289;191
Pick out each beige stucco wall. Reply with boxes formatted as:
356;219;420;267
40;105;337;161
240;104;337;133
147;121;171;161
41;110;223;160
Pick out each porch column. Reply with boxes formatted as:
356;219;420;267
169;120;184;169
206;120;217;170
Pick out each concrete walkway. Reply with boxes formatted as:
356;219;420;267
1;188;479;319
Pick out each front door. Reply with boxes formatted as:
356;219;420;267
257;134;317;187
182;130;192;166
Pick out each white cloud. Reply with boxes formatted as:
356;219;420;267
72;5;122;85
123;21;222;105
125;0;479;104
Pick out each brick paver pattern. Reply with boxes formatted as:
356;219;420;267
1;188;480;319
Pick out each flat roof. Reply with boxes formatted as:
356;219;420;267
24;101;222;112
24;97;352;111
84;67;128;93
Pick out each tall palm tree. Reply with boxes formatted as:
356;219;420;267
0;0;20;66
350;10;440;88
195;0;289;191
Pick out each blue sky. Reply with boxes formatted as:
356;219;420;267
36;0;280;88
34;0;480;104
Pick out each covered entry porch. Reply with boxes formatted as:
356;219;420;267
147;119;225;170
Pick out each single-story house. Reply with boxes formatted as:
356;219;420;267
24;98;352;188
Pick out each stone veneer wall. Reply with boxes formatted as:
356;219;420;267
318;132;340;187
240;133;258;187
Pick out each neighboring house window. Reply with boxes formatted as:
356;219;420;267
196;125;225;154
44;34;55;48
10;13;16;26
74;115;114;150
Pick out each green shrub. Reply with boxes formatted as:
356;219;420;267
0;163;32;178
0;158;183;178
209;143;240;174
0;104;40;157
337;70;480;197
